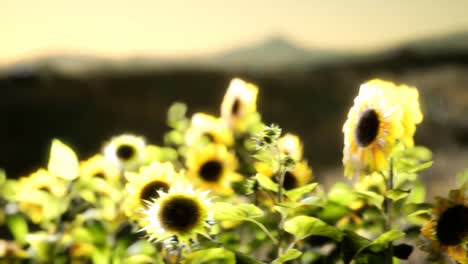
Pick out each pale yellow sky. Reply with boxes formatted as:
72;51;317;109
2;0;468;64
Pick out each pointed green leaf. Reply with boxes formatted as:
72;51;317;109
354;190;384;210
386;189;410;201
212;203;264;221
187;248;235;264
7;214;28;244
284;216;344;241
341;230;371;264
407;161;433;173
285;183;318;201
365;230;405;253
0;169;5;186
48;139;79;180
272;249;303;264
254;173;279;192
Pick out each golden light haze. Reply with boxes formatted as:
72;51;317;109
2;0;468;64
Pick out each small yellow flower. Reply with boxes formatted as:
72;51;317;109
220;78;259;132
185;113;234;147
16;169;67;223
186;144;241;195
123;162;183;219
80;154;120;183
421;186;467;264
141;184;212;244
343;80;411;178
103;134;147;171
255;160;313;190
278;133;304;161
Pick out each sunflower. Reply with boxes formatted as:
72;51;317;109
123;161;183;219
421;186;467;264
80;154;120;183
255;160;313;191
185;113;234;147
79;155;122;197
220;78;259;132
343;80;409;178
141;184;212;244
365;79;423;147
278;133;304;161
103;134;147;171
15;169;67;223
186;144;241;195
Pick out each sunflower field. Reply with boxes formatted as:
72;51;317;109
0;78;466;264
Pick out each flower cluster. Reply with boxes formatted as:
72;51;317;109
0;78;466;264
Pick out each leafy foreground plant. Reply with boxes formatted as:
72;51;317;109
0;78;466;264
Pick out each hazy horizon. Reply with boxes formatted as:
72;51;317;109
2;0;468;65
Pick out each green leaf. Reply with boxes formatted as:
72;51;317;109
406;180;426;204
407;161;433;173
354;190;384;210
0;168;5;186
386;189;410;201
456;169;468;186
212;203;264;221
393;146;432;161
48;139;79;180
124;255;160;264
7;214;28;244
167;102;189;130
284;216;344;241
274;202;302;218
233;251;267;264
328;183;357;206
254;173;279;192
187;248;236;264
285;183;318;201
365;230;405;253
341;230;404;263
341;230;372;264
272;249;303;264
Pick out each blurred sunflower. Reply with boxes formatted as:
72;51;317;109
185;113;234;147
80;154;120;183
16;169;67;223
220;78;258;132
365;79;423;147
103;134;147;171
123;162;183;219
278;133;304;161
349;172;386;210
421;187;468;264
141;184;212;244
79;154;122;197
186;144;241;195
255;160;313;191
343;80;407;178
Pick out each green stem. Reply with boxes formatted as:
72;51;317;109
247;219;279;245
385;158;394;264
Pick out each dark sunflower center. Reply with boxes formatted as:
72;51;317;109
38;186;51;193
199;160;223;182
140;181;170;201
231;98;241;116
282;171;298;190
159;196;201;232
93;171;106;179
436;205;468;246
202;132;215;142
355;109;380;147
116;144;136;161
